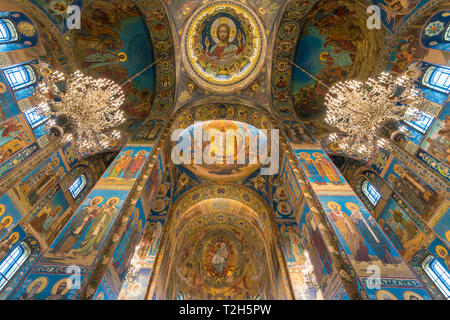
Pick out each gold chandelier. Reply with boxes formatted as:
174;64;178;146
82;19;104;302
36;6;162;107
324;72;426;157
35;70;126;153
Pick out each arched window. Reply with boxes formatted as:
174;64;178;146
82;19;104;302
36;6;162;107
445;24;450;42
3;64;36;91
24;104;50;129
0;241;31;292
0;18;18;44
403;108;434;134
362;180;381;206
422;255;450;299
69;174;87;199
422;65;450;94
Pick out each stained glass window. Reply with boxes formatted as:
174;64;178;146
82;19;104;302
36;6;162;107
404;108;435;134
24;105;49;129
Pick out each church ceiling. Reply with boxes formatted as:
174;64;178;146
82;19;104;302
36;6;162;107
71;1;157;120
291;0;383;119
24;0;176;127
14;0;448;169
321;0;450;168
171;103;272;130
170;183;272;229
1;0;448;302
271;0;384;142
181;1;266;93
169;103;275;183
175;120;268;181
170;198;269;299
169;0;283;112
160;182;283;299
22;0;444;121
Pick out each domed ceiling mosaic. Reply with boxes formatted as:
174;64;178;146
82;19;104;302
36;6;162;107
182;1;265;92
70;1;157;120
173;120;268;181
166;198;273;300
291;0;383;120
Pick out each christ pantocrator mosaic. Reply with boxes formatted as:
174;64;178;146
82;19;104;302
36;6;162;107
185;2;263;89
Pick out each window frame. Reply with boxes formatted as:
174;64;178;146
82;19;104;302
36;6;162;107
69;174;87;199
24;105;50;129
0;241;31;292
0;18;18;44
422;255;450;299
361;179;382;206
403;108;435;135
422;65;450;94
3;64;37;91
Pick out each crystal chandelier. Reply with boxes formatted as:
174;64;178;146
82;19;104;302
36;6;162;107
35;70;126;153
324;72;426;157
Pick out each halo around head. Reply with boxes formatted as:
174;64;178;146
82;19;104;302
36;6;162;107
27;276;49;294
345;202;360;211
107;197;120;206
2;216;13;228
51;278;72;295
327;201;341;211
403;291;423;300
90;196;104;205
211;17;237;43
376;289;397;300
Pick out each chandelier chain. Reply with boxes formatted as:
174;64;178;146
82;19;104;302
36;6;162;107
35;60;160;153
290;61;331;90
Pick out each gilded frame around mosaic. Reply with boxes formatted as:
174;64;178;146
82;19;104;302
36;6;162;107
182;1;266;92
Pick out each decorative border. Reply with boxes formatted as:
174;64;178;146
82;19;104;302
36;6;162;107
181;1;266;93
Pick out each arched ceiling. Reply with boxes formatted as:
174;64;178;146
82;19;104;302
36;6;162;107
291;0;383;120
10;0;177;163
25;0;444;120
167;103;277;183
23;0;176;127
20;0;448;166
174;120;268;181
169;183;273;231
271;0;384;141
149;178;289;299
71;1;157;120
168;198;271;299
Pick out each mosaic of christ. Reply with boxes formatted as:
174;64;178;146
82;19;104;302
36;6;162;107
187;5;261;85
204;18;244;64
